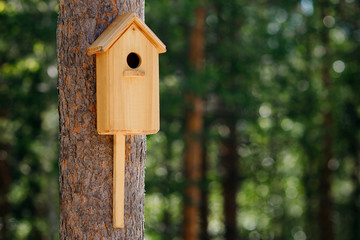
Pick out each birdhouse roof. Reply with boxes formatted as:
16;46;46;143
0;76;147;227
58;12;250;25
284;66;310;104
87;13;166;55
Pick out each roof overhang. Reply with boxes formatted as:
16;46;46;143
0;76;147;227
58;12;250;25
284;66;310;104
87;12;166;55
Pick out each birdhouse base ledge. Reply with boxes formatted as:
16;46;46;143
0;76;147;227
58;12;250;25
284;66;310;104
98;129;159;135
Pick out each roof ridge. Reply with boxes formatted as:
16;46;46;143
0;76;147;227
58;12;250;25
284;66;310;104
87;13;166;55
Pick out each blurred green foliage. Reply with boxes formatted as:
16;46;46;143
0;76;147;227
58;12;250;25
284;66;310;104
0;0;58;239
1;0;359;239
145;0;360;239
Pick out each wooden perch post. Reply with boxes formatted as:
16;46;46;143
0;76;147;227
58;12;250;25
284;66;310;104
113;134;125;228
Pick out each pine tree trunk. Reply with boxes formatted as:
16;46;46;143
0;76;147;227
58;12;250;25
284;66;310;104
200;130;209;240
57;1;146;239
183;7;205;240
0;143;11;240
220;119;238;240
351;153;360;240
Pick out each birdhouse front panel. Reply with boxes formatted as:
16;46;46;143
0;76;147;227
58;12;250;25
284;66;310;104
88;12;166;135
96;23;160;135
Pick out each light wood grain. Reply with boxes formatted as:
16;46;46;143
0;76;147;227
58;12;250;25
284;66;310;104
96;23;160;135
89;12;166;229
113;134;125;228
88;13;166;55
123;69;145;77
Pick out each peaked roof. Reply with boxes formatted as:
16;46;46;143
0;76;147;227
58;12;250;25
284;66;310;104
87;13;166;55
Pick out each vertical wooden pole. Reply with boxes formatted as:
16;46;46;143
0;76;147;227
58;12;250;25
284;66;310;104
113;134;125;228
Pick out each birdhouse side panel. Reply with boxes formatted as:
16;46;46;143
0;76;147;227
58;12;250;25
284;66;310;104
150;49;160;132
105;24;159;134
96;51;113;135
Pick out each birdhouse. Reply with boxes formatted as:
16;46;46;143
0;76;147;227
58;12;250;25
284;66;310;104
88;12;166;134
87;12;166;229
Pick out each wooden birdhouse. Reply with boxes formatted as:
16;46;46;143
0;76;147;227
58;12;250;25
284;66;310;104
88;12;166;134
87;12;166;228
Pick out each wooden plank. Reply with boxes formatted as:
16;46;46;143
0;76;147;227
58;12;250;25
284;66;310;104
113;134;125;228
87;13;166;55
88;13;134;55
123;69;145;77
96;23;159;135
132;18;166;53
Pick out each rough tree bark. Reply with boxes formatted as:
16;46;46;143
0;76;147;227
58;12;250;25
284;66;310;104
183;7;206;240
57;1;146;239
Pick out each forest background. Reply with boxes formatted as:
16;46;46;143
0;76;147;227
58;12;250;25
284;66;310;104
1;0;360;239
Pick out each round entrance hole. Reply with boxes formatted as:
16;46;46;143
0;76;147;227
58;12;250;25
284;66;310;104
126;52;141;69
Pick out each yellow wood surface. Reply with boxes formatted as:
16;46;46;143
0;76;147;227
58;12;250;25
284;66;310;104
96;23;160;135
113;134;125;228
123;69;145;77
89;12;166;229
87;13;166;55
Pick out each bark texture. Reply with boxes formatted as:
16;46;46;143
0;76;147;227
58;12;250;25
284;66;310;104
183;7;205;240
57;1;146;239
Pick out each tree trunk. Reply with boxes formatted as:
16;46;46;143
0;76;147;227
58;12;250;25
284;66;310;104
183;7;205;240
57;1;146;239
350;152;360;240
318;1;334;239
0;143;11;240
220;119;238;240
200;128;209;240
